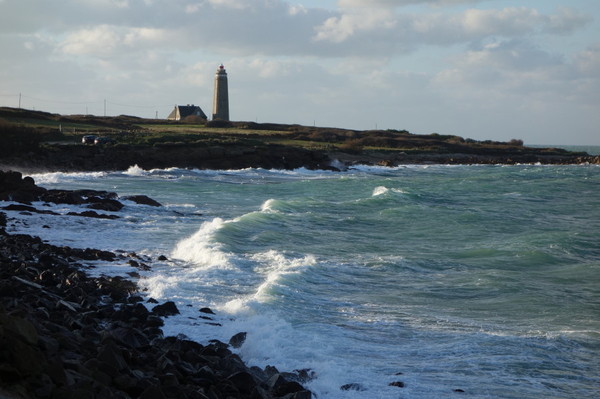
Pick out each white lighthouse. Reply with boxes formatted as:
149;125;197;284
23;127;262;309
212;64;229;121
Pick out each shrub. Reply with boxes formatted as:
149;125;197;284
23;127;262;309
207;120;233;128
509;139;524;146
339;139;363;154
0;120;44;155
182;115;207;124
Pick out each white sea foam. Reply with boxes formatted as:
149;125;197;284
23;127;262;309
171;218;232;268
372;186;389;196
251;250;316;301
221;250;316;314
123;164;147;176
30;171;107;185
260;198;279;213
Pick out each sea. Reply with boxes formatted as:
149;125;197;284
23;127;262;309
5;161;600;399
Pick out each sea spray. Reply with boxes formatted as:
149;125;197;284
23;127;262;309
171;217;232;268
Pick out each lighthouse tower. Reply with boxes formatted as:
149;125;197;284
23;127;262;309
212;64;229;121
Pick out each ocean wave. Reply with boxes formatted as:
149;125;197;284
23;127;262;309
30;171;108;184
171;218;233;269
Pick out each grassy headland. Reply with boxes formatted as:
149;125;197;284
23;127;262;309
0;107;596;171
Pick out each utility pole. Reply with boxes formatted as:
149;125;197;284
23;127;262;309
18;93;21;108
104;99;106;117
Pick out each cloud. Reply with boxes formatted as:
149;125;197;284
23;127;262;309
1;0;591;59
338;0;483;8
313;9;396;43
575;43;600;77
309;5;591;59
430;39;600;112
59;25;175;61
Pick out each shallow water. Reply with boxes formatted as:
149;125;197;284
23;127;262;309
7;164;599;398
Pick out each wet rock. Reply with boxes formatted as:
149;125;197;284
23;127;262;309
229;331;247;348
273;380;306;397
152;301;180;317
87;197;124;212
293;368;317;383
389;381;405;388
227;371;256;394
139;386;167;399
199;307;215;315
97;340;129;372
0;170;46;203
123;195;162;207
288;391;312;399
341;383;365;391
110;326;150;349
67;210;120;220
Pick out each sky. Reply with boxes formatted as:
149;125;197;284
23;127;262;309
1;0;599;145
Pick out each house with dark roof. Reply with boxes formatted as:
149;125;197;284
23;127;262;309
167;104;207;121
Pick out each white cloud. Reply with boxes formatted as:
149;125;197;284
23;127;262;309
338;0;482;8
575;43;600;77
430;39;600;113
313;9;395;43
205;0;249;10
59;25;173;58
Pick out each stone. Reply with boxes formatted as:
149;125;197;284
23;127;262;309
389;381;405;388
152;301;180;317
228;332;247;348
67;210;120;220
340;383;365;391
87;197;124;212
227;371;256;394
199;307;215;315
97;340;129;372
289;391;312;399
273;381;306;397
139;386;167;399
123;195;162;207
110;326;150;349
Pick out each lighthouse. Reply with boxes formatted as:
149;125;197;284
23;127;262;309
212;64;229;121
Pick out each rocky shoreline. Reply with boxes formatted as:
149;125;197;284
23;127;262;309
1;142;598;174
0;171;313;399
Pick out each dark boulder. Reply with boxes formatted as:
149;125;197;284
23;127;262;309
87;197;124;212
0;170;46;203
229;332;247;348
341;383;365;391
123;195;162;207
152;301;180;317
67;210;120;220
227;371;257;394
41;189;86;205
2;204;60;215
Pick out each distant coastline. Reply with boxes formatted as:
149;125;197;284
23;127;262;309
1;107;598;172
528;145;600;156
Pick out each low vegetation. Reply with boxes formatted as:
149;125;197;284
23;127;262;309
0;107;585;159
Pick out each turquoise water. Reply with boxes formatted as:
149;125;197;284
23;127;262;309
9;164;600;398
